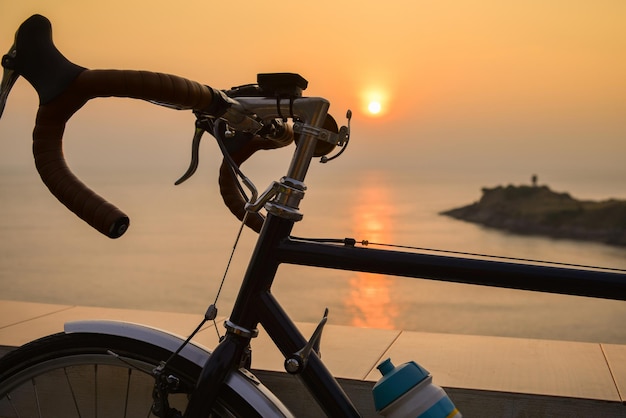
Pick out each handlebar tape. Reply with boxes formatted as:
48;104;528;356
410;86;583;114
33;69;215;238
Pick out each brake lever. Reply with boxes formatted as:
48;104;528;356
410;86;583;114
0;45;19;119
174;120;206;185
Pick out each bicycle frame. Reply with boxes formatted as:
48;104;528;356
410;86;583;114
4;15;623;415
184;97;626;417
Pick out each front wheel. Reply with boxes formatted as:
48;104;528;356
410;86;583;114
0;332;259;417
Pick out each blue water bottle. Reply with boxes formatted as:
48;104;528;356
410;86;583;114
372;358;461;417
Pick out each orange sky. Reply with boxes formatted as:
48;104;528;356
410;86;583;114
1;1;626;188
2;1;626;329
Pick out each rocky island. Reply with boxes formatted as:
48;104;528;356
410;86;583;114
441;184;626;246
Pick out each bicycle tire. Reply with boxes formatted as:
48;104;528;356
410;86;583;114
0;332;261;417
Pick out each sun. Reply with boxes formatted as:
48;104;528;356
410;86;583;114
362;88;387;117
368;101;382;115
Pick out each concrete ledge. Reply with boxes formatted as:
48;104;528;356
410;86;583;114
1;300;625;417
255;372;626;418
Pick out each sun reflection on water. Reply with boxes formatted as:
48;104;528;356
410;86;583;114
346;174;398;329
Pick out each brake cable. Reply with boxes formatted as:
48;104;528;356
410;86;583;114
212;119;259;202
160;118;259;364
175;115;258;203
290;236;626;273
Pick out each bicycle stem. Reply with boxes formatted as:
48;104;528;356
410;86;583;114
234;96;330;182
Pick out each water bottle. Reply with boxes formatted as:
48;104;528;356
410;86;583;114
372;358;461;417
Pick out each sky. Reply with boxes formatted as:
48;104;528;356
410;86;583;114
1;0;626;193
2;1;626;334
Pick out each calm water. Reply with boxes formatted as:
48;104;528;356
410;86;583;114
2;147;626;344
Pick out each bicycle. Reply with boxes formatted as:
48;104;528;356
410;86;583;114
1;14;625;417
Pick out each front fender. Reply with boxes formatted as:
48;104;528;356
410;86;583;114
65;320;293;417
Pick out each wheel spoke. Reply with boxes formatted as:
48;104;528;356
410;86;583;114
6;393;21;418
32;378;42;418
64;367;82;417
94;364;98;418
124;368;131;418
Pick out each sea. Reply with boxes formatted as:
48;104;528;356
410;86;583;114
2;132;626;345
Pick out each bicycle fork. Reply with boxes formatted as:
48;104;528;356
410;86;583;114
184;331;251;417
